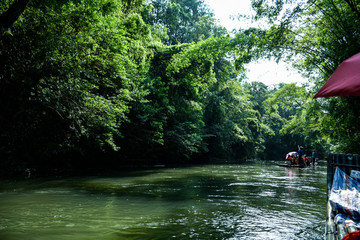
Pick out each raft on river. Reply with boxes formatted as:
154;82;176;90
277;151;311;168
325;153;360;240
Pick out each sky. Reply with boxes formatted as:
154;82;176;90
204;0;307;86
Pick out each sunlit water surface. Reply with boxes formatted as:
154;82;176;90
0;161;327;240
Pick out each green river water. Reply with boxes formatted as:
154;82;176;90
0;161;327;240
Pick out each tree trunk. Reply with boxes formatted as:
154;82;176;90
0;0;31;35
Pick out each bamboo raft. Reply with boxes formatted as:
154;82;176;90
325;153;360;240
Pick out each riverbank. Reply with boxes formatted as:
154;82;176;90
0;155;252;180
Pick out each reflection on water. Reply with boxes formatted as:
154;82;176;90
0;161;327;240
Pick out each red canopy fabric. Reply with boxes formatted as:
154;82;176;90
313;52;360;98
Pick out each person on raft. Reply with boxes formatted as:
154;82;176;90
298;146;306;166
285;152;298;165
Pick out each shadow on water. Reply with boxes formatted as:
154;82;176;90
0;162;327;240
0;166;244;201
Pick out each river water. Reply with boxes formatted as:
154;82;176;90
0;161;327;240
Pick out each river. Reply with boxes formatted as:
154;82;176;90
0;161;327;240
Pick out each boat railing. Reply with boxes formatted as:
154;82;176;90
327;154;360;191
325;153;360;240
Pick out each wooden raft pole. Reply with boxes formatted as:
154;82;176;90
325;201;335;240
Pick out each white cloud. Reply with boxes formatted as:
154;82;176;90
205;0;254;31
245;60;307;86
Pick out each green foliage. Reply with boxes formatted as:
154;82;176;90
248;0;360;154
0;0;156;171
263;84;327;155
6;0;360;176
243;83;330;159
213;80;262;159
321;98;360;152
142;0;227;45
243;81;268;115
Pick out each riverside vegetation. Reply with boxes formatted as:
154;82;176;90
1;0;360;177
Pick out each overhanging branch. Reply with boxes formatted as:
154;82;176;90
0;0;31;35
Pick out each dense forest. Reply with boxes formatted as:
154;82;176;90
1;0;360;177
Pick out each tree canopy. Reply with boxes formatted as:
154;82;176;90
249;0;360;152
1;0;359;177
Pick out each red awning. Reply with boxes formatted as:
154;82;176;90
313;52;360;98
